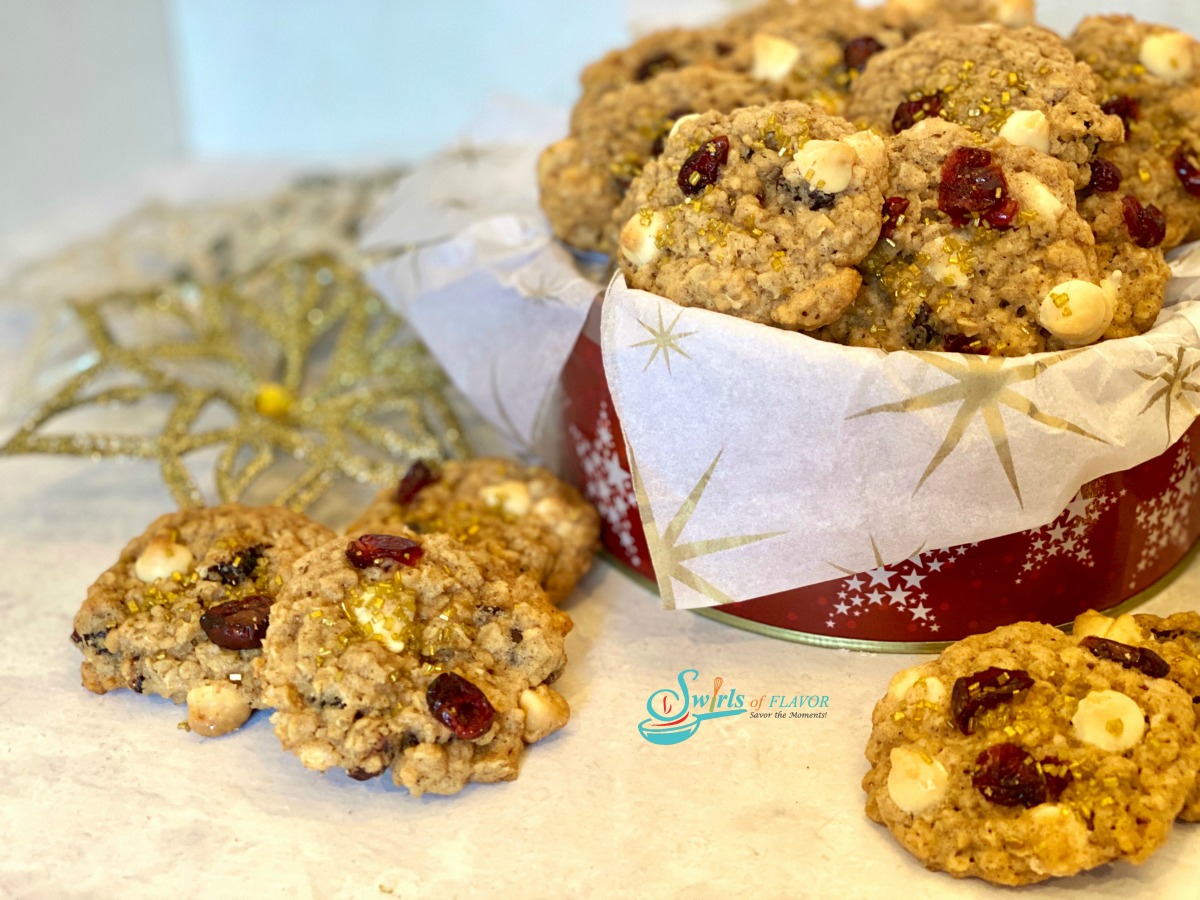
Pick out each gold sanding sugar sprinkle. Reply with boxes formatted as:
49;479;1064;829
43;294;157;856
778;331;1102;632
639;209;655;227
1050;291;1071;309
177;721;191;732
125;599;140;613
309;609;323;619
1139;168;1152;183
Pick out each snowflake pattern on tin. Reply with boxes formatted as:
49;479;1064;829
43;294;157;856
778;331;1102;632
1131;435;1200;587
1016;486;1120;581
825;546;970;634
568;400;643;568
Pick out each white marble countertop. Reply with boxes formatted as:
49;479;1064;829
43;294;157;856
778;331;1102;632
3;167;1200;900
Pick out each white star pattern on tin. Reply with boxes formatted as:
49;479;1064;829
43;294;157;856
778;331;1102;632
1018;481;1118;577
1130;436;1199;586
864;566;893;587
825;546;963;632
568;401;642;568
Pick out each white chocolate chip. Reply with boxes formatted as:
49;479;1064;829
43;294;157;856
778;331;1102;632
668;113;701;141
619;211;665;267
887;665;926;700
298;743;339;771
1140;31;1194;83
752;33;802;82
519;685;571;743
1075;609;1146;645
480;479;532;517
842;129;886;172
998;109;1050;154
1106;614;1146;645
887;746;948;814
923;677;946;706
186;681;252;737
1072;689;1145;752
1010;172;1063;221
790;139;858;194
1038;277;1117;346
134;536;194;583
995;0;1034;28
1073;609;1112;640
925;237;970;289
350;586;414;654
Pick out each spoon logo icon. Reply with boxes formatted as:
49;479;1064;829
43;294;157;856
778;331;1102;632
637;669;747;745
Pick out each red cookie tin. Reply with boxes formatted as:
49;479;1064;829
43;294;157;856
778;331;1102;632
560;302;1200;651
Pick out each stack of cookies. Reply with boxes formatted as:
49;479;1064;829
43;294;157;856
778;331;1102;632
539;0;1200;356
70;458;600;797
865;611;1200;884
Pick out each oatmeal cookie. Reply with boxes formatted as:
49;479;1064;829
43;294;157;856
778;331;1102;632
570;1;851;128
881;0;1035;36
721;2;904;114
864;622;1200;885
260;530;572;796
1075;609;1200;821
71;504;335;736
615;101;888;330
347;459;599;605
846;25;1123;189
1076;185;1170;337
540;67;783;253
819;118;1141;355
1069;15;1200;249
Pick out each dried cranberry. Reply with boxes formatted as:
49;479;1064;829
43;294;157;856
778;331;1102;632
1152;627;1200;642
678;136;730;196
942;333;989;354
880;196;910;240
1101;95;1141;134
70;629;82;644
844;36;884;74
951;666;1035;734
982;196;1020;230
204;544;265;586
973;743;1048;807
1038;755;1073;800
1173;146;1200;198
634;51;679;82
892;91;943;133
1080;635;1170;678
426;672;495;739
938;147;1017;229
1121;195;1167;248
200;595;272;650
345;534;424;570
651;107;692;156
1078;158;1122;200
395;460;438;506
905;302;938;349
347;767;384;781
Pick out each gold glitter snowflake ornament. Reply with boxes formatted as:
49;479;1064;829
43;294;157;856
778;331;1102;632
1;254;467;512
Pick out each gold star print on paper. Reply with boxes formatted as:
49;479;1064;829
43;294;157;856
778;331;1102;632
2;254;467;512
1136;346;1200;446
629;449;783;608
827;534;924;578
630;304;696;373
849;352;1105;507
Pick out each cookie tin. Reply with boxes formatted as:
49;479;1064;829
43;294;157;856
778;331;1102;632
561;300;1200;650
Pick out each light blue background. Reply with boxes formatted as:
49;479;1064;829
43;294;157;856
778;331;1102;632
169;0;625;160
